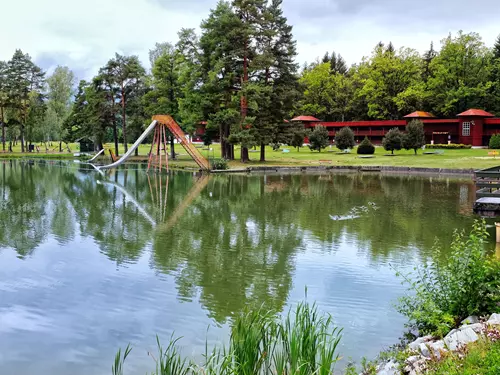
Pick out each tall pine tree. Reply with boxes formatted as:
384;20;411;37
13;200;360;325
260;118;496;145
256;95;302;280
6;50;45;152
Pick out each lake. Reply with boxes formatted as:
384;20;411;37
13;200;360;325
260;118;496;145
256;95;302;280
0;160;482;374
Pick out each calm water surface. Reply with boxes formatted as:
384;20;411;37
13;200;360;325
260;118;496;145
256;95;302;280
0;160;481;374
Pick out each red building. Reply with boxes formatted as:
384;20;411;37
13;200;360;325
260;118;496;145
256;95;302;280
193;109;500;147
291;109;500;147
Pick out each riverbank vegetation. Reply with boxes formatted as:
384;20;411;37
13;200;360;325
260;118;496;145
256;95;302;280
2;1;500;163
396;220;500;337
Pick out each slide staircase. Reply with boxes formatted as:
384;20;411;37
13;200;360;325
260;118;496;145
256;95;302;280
153;115;210;171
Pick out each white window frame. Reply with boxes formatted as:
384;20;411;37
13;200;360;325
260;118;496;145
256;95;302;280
462;122;471;136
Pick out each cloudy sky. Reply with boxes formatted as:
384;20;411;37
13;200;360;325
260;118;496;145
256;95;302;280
2;0;499;80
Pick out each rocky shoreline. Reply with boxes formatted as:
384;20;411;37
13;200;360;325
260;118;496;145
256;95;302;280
375;313;500;375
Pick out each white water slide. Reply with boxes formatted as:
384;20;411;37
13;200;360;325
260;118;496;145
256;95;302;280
96;120;158;170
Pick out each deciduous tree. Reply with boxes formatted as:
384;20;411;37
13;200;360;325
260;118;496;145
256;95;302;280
46;66;75;151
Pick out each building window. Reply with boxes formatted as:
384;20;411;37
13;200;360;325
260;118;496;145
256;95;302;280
462;122;471;136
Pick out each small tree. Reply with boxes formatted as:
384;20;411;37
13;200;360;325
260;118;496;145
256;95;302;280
490;134;500;149
403;120;425;154
335;126;355;151
308;125;329;152
357;136;375;154
382;128;403;154
290;124;307;151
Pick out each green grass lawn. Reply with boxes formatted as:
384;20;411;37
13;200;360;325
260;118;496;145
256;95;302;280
3;142;500;170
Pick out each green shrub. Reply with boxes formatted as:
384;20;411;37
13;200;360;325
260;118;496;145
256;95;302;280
490;134;500;149
309;126;330;152
210;158;228;170
425;144;472;149
403;120;425;154
396;220;500;337
335;126;355;151
382;128;403;154
357;137;375;155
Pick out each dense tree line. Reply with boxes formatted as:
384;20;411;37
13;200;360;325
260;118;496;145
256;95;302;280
301;32;500;121
1;0;500;161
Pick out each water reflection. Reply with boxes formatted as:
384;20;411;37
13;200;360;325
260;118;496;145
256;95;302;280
0;160;479;374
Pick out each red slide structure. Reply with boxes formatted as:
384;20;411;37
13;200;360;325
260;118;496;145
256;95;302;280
153;115;210;171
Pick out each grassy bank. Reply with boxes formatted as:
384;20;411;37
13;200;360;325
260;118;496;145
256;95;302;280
4;142;500;169
4;142;500;170
426;335;500;375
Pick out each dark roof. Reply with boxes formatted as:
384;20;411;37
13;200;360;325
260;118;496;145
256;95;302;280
291;115;320;122
404;111;436;118
457;109;494;117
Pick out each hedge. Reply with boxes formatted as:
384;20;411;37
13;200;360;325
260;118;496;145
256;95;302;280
425;144;472;149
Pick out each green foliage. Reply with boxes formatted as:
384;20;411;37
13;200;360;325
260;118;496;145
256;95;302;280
335;126;355;151
396;220;500;336
382;128;403;154
425;143;472;149
426;338;500;375
210;158;228;170
308;125;329;152
357;136;375;154
490;134;500;149
403;120;425;154
427;32;491;117
112;344;132;375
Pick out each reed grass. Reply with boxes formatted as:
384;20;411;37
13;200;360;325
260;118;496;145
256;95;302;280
113;302;342;375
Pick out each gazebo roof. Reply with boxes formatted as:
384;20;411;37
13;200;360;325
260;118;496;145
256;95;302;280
404;111;436;118
291;115;320;122
457;109;494;117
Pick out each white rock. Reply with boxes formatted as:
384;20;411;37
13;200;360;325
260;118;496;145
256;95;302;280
461;315;479;325
419;340;446;359
460;323;484;333
488;313;500;325
444;327;479;350
405;355;422;365
377;360;398;375
408;335;433;351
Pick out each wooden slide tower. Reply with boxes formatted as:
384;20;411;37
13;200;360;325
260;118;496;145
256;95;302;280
149;115;210;172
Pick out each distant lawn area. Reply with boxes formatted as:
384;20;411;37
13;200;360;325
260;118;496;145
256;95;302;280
2;142;500;170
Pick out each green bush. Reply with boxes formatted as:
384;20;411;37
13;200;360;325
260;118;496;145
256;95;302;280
357;137;375;155
425;144;472;149
382;128;403;154
309;126;330;152
396;220;500;337
335;126;355;151
403;120;425;154
490;134;500;149
210;158;228;170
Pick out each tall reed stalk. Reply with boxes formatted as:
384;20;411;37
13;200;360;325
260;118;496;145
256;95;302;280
112;302;342;375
